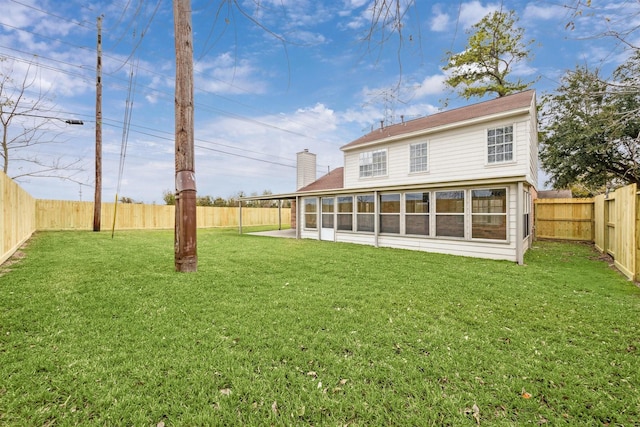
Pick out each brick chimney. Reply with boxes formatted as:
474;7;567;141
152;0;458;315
296;149;316;190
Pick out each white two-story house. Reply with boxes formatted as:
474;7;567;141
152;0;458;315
249;90;538;264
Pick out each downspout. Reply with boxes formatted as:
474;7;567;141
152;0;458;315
516;182;524;265
278;199;282;230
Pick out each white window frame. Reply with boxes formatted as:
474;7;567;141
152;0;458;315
303;197;318;230
336;196;354;231
470;188;508;241
359;149;387;178
379;193;401;234
404;191;430;236
356;194;375;232
487;125;514;164
435;190;465;238
409;141;428;173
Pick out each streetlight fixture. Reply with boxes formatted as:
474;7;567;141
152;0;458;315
64;119;84;125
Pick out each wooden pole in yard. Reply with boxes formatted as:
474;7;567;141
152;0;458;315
93;15;102;232
173;0;197;272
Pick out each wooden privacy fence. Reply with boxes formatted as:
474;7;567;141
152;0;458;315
534;198;595;241
1;173;290;264
534;183;639;281
1;172;36;264
36;200;290;231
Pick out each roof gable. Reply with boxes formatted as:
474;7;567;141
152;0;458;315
341;90;535;151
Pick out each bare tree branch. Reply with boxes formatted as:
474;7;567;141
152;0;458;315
0;57;86;182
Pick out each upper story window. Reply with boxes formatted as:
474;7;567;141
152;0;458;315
487;125;513;164
409;142;428;173
359;149;387;178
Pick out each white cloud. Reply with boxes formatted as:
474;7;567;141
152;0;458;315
430;11;450;32
195;53;268;95
412;74;447;98
459;1;501;28
523;4;566;21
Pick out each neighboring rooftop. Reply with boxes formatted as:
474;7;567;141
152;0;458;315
538;189;572;199
298;167;344;192
341;90;535;150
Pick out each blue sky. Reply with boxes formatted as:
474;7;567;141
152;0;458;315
0;0;637;203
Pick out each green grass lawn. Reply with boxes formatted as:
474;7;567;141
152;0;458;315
1;229;639;426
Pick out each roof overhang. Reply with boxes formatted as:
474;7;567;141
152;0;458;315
240;175;530;201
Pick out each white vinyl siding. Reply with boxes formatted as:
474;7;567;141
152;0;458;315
343;115;532;190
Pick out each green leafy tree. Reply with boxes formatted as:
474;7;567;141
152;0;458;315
539;56;640;193
443;9;535;99
162;189;176;205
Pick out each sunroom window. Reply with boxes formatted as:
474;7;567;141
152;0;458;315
405;192;429;235
435;191;465;238
356;194;375;232
379;193;400;234
321;197;334;229
471;189;507;240
304;198;317;229
337;196;353;231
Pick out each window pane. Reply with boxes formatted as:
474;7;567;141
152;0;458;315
304;198;317;213
305;214;317;229
487;126;513;164
337;214;353;231
357;214;374;232
359;150;387;177
436;215;464;237
406;192;429;213
322;214;334;228
304;198;317;229
380;194;400;213
406;215;429;235
472;215;506;240
337;196;353;213
322;197;334;213
436;191;464;213
380;215;400;233
472;189;506;213
357;195;375;213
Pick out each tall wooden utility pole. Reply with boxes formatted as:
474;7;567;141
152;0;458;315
173;0;197;272
93;15;103;231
